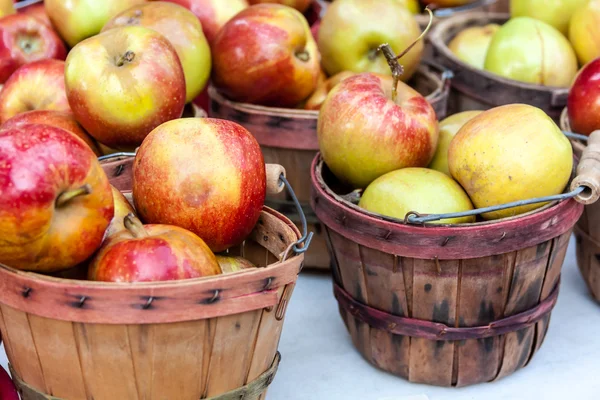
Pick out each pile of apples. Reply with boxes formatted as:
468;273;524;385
447;0;600;88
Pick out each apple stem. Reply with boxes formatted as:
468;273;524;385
376;7;434;102
124;213;149;238
55;184;92;208
116;51;136;67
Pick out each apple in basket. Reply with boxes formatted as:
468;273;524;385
422;0;476;6
18;2;52;27
211;3;321;108
215;255;257;273
568;58;600;136
448;24;499;70
0;59;71;123
569;1;600;68
247;0;312;13
393;0;420;14
448;104;573;220
0;124;114;272
103;1;212;104
510;0;587;35
65;26;186;150
89;214;222;282
105;186;136;238
44;0;147;47
132;118;266;253
0;13;66;83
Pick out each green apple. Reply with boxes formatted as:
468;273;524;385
393;0;420;13
358;167;475;224
510;0;587;35
448;24;499;69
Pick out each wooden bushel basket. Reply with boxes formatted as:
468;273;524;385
0;155;307;400
309;147;598;386
430;12;569;122
561;109;600;302
208;62;452;271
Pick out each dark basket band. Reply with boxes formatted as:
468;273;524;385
9;352;281;400
334;280;560;341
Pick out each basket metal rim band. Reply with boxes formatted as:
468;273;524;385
333;281;560;341
9;352;281;400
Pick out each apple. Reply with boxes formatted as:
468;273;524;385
0;14;67;83
247;0;311;13
103;2;211;104
155;0;249;45
0;123;114;272
393;0;420;14
484;17;577;87
216;255;257;273
422;0;476;6
0;365;18;400
0;0;14;18
0;59;70;124
428;110;483;175
318;72;438;189
65;26;186;150
569;0;600;66
132;118;266;253
358;168;475;224
104;186;136;237
18;3;52;27
2;110;102;156
510;0;587;36
448;24;499;70
448;104;573;220
318;0;422;80
44;0;147;47
567;58;600;136
211;4;321;107
89;214;222;282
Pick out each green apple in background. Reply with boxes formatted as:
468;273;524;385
429;110;483;176
448;24;499;69
358;168;475;224
393;0;420;14
510;0;587;35
484;17;577;87
317;0;423;81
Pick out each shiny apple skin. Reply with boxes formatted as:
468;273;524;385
0;124;114;272
2;110;102;156
154;0;249;45
318;72;438;189
18;3;52;27
0;59;70;124
65;26;186;150
212;4;321;107
568;58;600;136
132;118;266;253
248;0;311;13
0;14;66;84
89;223;221;283
104;186;136;238
103;2;211;104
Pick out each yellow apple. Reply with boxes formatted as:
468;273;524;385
510;0;587;35
448;24;499;69
569;0;600;66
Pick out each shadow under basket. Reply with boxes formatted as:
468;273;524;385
561;109;600;302
208;62;452;271
0;156;305;400
310;155;583;387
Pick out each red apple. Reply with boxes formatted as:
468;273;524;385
2;110;102;156
18;3;52;27
156;0;248;45
65;26;186;150
89;214;222;282
248;0;312;13
568;58;600;136
0;14;66;83
105;185;136;237
212;4;321;107
0;59;70;124
318;72;438;188
0;365;18;400
0;123;114;272
132;118;266;252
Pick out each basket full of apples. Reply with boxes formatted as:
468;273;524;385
310;74;600;385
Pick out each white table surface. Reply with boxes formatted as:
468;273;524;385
2;236;599;400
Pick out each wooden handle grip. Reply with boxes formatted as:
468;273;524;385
266;164;286;195
571;130;600;205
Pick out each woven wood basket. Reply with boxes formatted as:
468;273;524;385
430;12;569;122
309;150;597;386
208;62;452;271
561;109;600;302
0;155;307;400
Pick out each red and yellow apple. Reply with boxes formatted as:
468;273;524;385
132;118;266;252
318;72;438;189
0;59;71;124
0;364;18;400
212;4;321;107
89;214;221;282
248;0;311;13
0;14;66;83
0;123;114;272
155;0;249;45
448;24;499;70
569;0;600;66
103;2;211;104
65;26;186;150
318;0;423;80
510;0;587;35
448;104;573;220
567;58;600;136
2;110;102;156
104;186;136;238
215;255;257;273
18;3;52;27
44;0;147;47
